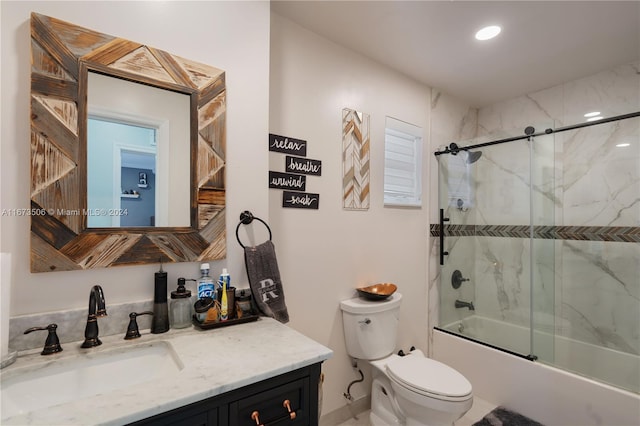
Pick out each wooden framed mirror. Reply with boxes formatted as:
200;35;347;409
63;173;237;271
30;13;226;272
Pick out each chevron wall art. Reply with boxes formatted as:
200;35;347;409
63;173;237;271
30;13;226;272
342;109;370;210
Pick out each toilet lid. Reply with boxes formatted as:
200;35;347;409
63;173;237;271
386;355;472;399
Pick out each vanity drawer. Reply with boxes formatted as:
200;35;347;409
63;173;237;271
129;363;321;426
229;378;309;426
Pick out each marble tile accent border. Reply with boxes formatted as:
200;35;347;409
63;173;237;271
430;224;640;243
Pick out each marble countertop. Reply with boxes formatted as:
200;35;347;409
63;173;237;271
0;317;333;425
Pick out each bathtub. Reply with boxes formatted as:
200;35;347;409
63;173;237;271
432;316;640;426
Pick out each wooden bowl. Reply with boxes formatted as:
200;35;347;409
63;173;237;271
356;283;397;301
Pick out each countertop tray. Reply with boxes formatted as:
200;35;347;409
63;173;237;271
192;314;260;330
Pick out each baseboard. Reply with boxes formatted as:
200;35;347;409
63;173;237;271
319;396;370;426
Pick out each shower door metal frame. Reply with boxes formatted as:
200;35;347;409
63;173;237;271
434;111;640;157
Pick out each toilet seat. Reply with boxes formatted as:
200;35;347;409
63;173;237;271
385;354;472;402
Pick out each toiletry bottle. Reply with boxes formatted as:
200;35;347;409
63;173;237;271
236;288;253;316
219;268;230;321
170;278;193;329
198;263;215;301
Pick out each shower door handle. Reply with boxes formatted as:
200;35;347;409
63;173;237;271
439;209;449;265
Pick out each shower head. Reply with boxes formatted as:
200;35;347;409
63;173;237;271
448;142;481;163
466;150;482;164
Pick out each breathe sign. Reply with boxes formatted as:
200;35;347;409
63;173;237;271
282;191;320;209
286;156;322;176
269;133;307;156
269;171;306;191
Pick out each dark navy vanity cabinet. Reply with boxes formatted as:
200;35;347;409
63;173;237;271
129;363;321;426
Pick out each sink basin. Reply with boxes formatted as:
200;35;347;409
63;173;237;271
1;341;183;420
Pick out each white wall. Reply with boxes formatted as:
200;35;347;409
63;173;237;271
0;1;270;314
269;13;432;415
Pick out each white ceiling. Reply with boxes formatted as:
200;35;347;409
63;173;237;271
271;1;640;108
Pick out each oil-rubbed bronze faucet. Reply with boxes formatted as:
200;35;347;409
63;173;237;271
24;323;63;355
454;299;475;311
124;311;154;340
81;285;107;348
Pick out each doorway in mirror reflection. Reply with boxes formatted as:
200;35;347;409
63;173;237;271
87;118;158;227
86;71;191;228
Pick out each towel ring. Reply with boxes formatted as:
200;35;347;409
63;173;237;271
235;211;272;248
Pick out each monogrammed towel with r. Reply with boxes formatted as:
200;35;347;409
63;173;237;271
244;240;289;323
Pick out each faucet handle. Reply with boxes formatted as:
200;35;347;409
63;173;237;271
124;311;154;340
451;270;470;289
24;324;63;355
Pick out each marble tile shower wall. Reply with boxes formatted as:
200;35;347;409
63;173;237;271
428;93;479;340
556;113;639;356
429;61;640;358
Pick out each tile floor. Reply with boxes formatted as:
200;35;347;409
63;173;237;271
335;396;497;426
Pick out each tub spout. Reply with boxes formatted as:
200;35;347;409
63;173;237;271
455;299;475;311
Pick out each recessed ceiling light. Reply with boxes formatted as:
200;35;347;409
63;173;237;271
584;111;601;117
475;25;501;41
616;143;630;148
586;116;603;122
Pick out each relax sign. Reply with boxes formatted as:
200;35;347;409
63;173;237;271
268;133;307;156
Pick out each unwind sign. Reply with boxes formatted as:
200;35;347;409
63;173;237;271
269;171;306;191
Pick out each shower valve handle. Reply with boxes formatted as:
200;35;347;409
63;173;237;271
452;270;470;289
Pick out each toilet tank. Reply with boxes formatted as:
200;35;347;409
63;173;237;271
340;293;402;360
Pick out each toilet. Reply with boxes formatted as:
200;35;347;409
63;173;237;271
340;293;473;426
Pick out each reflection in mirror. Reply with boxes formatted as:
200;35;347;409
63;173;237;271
87;118;157;227
87;72;190;228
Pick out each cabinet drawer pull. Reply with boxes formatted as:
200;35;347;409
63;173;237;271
283;399;296;420
250;401;297;426
251;411;263;426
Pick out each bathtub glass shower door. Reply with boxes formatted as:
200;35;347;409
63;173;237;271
540;116;640;394
437;128;556;361
437;112;640;394
529;131;556;364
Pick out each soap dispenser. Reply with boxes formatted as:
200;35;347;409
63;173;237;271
151;265;170;334
171;278;193;329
